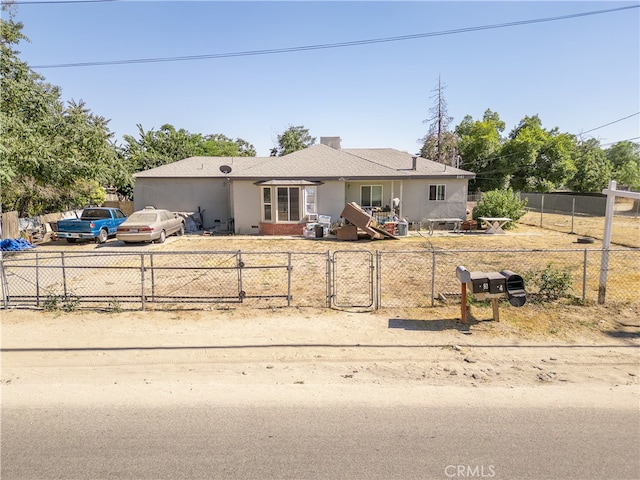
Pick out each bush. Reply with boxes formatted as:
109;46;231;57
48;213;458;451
473;188;527;229
525;264;573;301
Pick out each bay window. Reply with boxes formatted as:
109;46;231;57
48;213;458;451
261;184;318;223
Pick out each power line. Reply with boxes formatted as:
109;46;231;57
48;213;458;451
31;4;639;69
600;136;640;147
3;0;118;4
580;112;640;135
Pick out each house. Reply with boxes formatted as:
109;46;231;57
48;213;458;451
133;137;475;235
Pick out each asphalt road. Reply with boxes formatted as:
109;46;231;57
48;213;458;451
2;401;638;480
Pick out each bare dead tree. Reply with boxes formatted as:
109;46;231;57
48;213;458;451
418;76;458;165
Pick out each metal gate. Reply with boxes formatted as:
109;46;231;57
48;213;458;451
332;250;375;308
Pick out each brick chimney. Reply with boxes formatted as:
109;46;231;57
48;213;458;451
320;137;341;149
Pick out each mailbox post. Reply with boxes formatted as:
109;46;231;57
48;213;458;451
456;266;526;324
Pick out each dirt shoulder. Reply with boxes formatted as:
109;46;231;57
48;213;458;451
2;306;638;408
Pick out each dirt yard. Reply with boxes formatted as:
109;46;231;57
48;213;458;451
1;302;638;408
3;218;640;393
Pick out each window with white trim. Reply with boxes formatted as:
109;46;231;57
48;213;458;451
276;187;300;222
304;186;316;217
428;184;446;201
262;185;317;222
262;187;272;221
360;185;383;208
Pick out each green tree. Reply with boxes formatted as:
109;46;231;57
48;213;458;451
472;188;527;228
271;125;316;157
501;116;576;192
122;124;201;172
1;10;117;215
123;125;257;173
199;134;256;157
455;109;507;191
606;140;640;191
568;138;613;192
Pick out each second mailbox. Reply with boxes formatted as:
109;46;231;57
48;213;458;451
500;270;527;307
486;272;506;295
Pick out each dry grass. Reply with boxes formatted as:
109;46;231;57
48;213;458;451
152;222;602;253
519;210;640;248
147;221;639;340
33;219;640;340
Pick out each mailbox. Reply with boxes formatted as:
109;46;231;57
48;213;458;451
500;270;527;307
470;272;490;294
456;265;527;324
456;266;489;294
456;266;526;305
487;272;506;295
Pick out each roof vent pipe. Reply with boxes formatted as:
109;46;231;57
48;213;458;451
412;156;417;170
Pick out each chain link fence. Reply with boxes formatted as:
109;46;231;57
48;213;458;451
0;250;331;310
1;248;638;311
519;193;639;248
1;249;640;309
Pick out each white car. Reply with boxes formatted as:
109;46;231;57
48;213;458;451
116;207;185;244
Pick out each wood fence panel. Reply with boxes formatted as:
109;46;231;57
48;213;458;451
1;211;19;239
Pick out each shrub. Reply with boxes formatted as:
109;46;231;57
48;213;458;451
473;188;527;229
526;263;573;301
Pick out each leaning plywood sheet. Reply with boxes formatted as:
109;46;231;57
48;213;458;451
370;225;399;240
340;202;384;240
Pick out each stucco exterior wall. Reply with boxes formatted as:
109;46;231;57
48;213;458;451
399;178;469;222
134;177;231;228
342;179;468;223
136;176;470;235
343;181;403;211
316;181;348;224
233;180;349;234
232;181;262;235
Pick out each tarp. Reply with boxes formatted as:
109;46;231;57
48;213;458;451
1;238;36;251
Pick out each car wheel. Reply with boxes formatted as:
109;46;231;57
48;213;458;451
178;224;185;236
157;230;166;243
66;238;77;244
97;229;108;244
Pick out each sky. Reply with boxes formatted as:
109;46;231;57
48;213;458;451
4;0;640;157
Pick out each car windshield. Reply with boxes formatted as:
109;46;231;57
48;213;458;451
127;213;157;223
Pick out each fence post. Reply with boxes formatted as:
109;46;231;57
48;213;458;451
431;250;436;307
582;249;588;302
150;253;155;302
0;254;8;309
36;252;40;307
598;181;616;304
540;195;544;227
375;251;381;310
61;252;67;298
326;251;331;308
287;252;292;307
237;251;244;302
140;254;146;311
570;198;576;234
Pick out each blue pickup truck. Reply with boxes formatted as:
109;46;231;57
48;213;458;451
56;207;127;244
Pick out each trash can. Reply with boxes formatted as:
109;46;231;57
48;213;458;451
397;220;408;236
315;224;324;238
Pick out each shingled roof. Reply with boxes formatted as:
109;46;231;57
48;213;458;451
134;144;475;180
